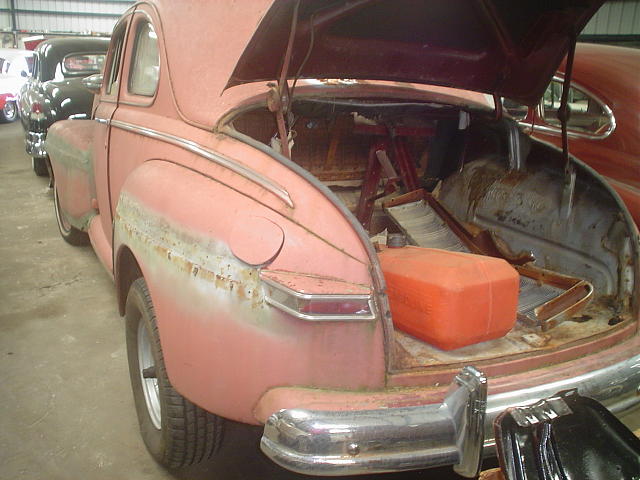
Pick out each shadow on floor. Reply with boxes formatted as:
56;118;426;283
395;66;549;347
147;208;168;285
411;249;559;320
167;421;498;480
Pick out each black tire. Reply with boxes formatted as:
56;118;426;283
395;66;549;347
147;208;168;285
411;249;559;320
32;156;49;177
53;184;89;246
0;100;17;123
125;278;224;468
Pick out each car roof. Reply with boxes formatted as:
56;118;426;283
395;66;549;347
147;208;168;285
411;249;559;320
556;43;640;108
35;37;110;81
146;0;604;129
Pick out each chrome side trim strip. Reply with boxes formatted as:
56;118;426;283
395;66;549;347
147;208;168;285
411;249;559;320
95;117;293;208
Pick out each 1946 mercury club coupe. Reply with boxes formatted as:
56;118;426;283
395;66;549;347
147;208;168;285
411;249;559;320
46;0;640;477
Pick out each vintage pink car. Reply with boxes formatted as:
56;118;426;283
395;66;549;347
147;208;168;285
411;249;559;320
46;0;639;477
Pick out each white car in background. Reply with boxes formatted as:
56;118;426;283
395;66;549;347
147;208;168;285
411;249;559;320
0;48;34;122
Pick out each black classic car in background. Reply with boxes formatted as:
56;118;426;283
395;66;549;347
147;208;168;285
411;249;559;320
18;37;108;176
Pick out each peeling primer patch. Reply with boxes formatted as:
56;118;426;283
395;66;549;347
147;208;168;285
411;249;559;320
114;192;273;328
73;211;96;231
46;129;92;171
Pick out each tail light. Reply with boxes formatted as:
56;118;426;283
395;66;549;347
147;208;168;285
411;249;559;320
30;102;45;120
260;270;375;321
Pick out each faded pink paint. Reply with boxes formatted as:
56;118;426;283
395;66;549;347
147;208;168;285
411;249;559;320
229;216;285;266
52;163;92;223
88;215;113;277
152;284;386;424
260;270;371;295
47;120;94;225
254;326;640;422
113;161;384;422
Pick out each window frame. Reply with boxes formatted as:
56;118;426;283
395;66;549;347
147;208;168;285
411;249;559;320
104;21;129;98
126;20;160;99
60;52;106;78
533;76;616;140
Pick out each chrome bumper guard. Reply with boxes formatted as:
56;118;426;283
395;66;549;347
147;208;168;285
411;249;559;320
26;131;46;158
262;367;488;477
261;354;640;476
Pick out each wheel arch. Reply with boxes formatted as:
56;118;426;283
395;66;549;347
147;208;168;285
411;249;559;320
115;244;144;316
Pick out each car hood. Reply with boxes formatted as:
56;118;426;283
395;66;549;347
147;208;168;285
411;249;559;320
226;0;604;106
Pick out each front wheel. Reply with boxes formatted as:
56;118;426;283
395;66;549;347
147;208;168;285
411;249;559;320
0;100;17;122
53;184;89;246
125;278;224;468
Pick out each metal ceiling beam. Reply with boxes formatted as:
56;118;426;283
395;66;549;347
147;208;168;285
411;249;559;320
0;8;122;19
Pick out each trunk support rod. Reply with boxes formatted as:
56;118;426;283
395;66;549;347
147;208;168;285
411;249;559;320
268;0;301;159
558;31;577;219
557;30;577;170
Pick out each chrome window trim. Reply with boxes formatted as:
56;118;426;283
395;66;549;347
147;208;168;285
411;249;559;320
95;118;293;208
533;75;616;140
60;51;106;77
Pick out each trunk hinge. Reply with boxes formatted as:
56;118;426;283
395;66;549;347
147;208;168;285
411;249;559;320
558;30;577;219
267;0;301;159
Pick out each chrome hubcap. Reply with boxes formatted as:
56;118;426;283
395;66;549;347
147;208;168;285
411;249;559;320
3;101;15;119
138;321;161;430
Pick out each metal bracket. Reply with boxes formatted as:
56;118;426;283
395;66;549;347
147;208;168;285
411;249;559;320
446;366;488;478
560;163;576;219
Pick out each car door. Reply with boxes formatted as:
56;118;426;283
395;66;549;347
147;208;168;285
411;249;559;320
92;13;133;246
107;8;162;219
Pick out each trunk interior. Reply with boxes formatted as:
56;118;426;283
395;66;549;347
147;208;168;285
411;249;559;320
226;97;637;371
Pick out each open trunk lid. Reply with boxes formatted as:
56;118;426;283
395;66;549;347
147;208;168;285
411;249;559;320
226;0;604;106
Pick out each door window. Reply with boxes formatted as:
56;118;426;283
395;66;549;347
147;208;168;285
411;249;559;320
541;80;613;135
128;21;160;97
106;24;127;95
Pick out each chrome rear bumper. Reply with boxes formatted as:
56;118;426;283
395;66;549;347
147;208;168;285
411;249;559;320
261;353;640;476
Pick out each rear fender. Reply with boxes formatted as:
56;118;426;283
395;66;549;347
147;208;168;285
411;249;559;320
113;159;386;424
46;119;96;230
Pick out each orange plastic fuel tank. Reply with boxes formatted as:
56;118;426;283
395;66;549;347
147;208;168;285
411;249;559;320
378;245;519;350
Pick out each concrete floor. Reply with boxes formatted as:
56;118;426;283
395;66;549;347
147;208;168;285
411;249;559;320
1;120;477;480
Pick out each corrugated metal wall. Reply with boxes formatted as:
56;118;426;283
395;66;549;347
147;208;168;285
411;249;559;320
583;0;640;34
0;0;13;34
1;0;640;38
0;0;133;35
